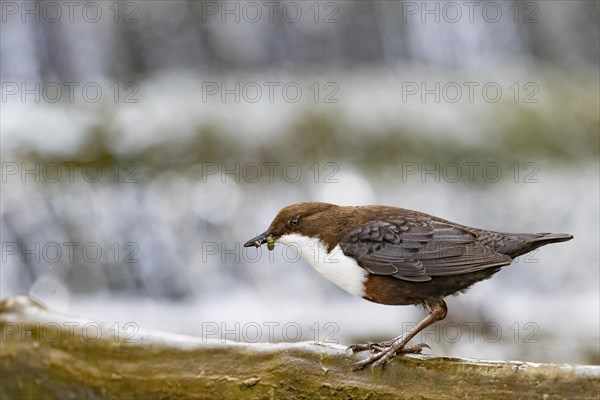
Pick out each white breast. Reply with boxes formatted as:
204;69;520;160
277;234;368;298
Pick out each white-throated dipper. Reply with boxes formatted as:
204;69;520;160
244;202;573;369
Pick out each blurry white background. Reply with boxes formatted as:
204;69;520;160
1;0;598;364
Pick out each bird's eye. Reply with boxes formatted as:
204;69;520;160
289;217;300;228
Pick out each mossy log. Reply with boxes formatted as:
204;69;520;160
1;296;598;399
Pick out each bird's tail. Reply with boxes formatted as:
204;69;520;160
476;231;573;258
531;233;574;244
499;232;574;258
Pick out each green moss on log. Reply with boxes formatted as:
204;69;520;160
1;296;598;399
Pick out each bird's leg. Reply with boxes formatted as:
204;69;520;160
348;301;447;354
351;300;448;370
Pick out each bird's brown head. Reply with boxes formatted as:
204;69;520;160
244;202;345;250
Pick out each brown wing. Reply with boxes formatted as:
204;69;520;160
339;220;512;282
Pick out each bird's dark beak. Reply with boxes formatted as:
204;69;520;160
244;231;272;248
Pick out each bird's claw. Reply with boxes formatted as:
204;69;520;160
350;342;430;371
347;342;373;353
347;339;396;354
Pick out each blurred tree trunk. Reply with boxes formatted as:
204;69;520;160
1;296;598;400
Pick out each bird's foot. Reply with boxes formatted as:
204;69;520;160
347;339;395;354
349;342;430;371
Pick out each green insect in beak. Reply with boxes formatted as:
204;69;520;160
266;236;275;251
